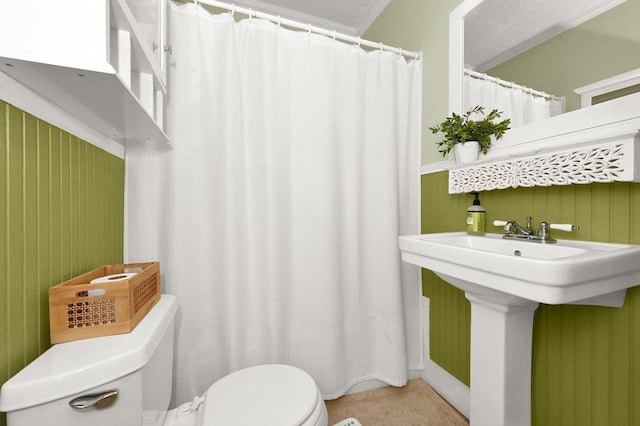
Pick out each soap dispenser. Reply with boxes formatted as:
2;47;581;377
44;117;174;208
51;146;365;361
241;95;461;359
466;192;486;235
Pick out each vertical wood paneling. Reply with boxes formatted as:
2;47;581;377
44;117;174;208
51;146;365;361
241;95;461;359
421;172;471;385
77;141;87;275
574;305;594;425
37;121;51;353
0;103;7;413
575;184;593;242
7;104;25;376
49;127;62;287
592;306;611;425
423;171;640;425
60;131;71;280
0;101;124;426
632;287;640;426
23;112;39;366
610;183;631;243
610;303;631;425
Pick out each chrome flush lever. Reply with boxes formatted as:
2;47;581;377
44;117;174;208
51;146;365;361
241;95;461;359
69;390;118;410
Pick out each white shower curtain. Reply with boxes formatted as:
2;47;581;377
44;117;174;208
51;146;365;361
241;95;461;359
464;74;564;128
125;2;422;405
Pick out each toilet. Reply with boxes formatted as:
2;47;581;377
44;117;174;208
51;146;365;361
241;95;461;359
0;295;328;426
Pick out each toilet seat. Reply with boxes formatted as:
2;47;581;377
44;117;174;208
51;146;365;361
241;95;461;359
201;364;326;426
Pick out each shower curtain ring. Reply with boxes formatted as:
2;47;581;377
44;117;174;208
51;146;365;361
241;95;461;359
308;23;312;34
332;30;336;41
277;15;281;27
356;37;361;48
230;3;235;16
249;8;253;20
398;47;403;58
379;42;384;52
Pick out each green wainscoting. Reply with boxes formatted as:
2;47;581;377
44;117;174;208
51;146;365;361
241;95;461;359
422;171;640;425
0;101;124;426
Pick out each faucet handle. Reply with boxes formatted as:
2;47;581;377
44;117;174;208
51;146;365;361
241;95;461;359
549;223;580;232
493;219;517;235
538;222;580;242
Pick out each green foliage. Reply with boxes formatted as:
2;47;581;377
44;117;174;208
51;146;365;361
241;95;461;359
429;105;511;157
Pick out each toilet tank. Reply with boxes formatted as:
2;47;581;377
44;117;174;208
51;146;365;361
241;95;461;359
0;294;178;426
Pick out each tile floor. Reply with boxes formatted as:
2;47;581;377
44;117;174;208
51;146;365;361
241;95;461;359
325;379;469;426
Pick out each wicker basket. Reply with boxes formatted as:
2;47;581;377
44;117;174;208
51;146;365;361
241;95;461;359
49;262;160;344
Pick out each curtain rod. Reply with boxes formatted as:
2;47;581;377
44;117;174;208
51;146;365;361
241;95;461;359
464;68;564;101
193;0;421;61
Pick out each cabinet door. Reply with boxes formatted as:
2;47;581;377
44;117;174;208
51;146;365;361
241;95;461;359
124;0;167;79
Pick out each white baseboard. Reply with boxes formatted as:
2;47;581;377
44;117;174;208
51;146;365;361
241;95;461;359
421;357;470;419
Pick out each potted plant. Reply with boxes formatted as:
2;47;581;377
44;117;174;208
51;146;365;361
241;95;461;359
429;105;510;163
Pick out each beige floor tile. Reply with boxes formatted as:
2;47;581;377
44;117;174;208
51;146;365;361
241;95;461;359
325;379;468;426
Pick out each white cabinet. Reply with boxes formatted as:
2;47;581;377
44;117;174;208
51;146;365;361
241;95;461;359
0;0;169;146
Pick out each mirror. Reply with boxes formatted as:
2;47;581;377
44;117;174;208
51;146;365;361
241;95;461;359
463;0;639;117
446;0;640;192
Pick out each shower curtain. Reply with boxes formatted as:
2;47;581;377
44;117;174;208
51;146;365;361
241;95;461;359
125;2;422;405
464;74;564;128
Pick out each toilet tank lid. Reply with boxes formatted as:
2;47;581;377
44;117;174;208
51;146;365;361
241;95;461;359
0;294;178;412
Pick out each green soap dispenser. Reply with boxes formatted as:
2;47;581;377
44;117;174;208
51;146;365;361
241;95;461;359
466;192;486;235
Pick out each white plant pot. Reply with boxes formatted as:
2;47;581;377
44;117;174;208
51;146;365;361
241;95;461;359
453;141;480;164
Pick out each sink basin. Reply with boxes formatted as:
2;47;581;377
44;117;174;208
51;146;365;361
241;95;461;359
399;232;640;305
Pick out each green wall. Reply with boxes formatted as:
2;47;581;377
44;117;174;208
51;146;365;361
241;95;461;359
423;171;640;425
0;100;124;426
487;0;640;113
365;0;463;165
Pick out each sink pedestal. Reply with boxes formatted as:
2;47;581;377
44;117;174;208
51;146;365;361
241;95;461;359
399;232;640;425
466;292;538;426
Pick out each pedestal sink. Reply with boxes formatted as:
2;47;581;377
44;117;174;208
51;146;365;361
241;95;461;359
399;232;640;426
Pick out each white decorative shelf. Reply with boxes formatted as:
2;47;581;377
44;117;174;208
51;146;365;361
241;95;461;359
448;138;638;193
444;92;640;194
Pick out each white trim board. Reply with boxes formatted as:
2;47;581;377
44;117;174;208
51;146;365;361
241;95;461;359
575;67;640;108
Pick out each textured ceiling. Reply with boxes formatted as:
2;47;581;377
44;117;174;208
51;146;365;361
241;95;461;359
230;0;390;36
465;0;627;72
231;0;626;67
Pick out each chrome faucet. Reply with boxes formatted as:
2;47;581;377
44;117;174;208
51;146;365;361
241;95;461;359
501;216;533;236
492;217;580;243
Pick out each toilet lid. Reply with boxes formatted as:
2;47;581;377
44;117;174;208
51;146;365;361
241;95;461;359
202;364;321;426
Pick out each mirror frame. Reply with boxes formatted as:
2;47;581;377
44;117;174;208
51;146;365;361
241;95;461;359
445;0;640;194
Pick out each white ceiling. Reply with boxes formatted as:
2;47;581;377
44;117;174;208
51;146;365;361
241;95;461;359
465;0;627;72
211;0;625;69
229;0;390;36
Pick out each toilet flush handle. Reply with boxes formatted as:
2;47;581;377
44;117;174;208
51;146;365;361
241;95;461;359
69;390;118;410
